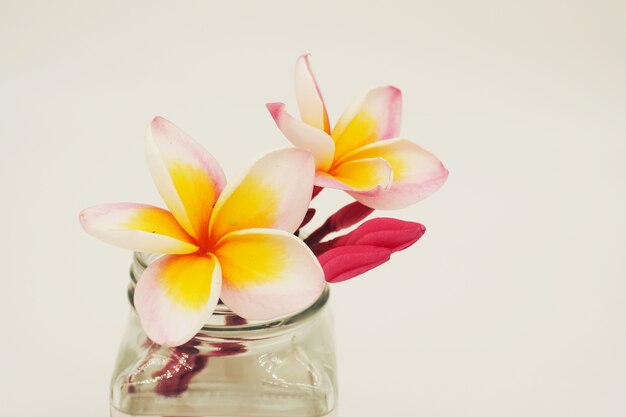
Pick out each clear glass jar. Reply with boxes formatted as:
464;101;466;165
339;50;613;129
110;252;338;417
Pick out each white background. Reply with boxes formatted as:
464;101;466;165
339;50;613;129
1;1;625;416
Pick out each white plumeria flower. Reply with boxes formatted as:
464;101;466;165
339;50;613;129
80;117;324;347
267;54;448;210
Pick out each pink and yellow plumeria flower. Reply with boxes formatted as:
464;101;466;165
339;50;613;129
267;54;449;210
80;117;324;347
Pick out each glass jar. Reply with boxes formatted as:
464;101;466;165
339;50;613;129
110;252;338;417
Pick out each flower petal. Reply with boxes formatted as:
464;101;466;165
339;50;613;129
266;103;335;170
294;53;330;133
134;254;222;347
146;116;226;243
344;139;449;210
79;203;198;254
331;86;402;161
317;245;391;283
213;229;324;320
209;149;315;240
315;157;393;192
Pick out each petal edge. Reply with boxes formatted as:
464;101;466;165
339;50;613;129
346;139;448;209
214;229;324;320
331;86;402;161
134;254;222;347
267;103;335;170
79;203;198;254
210;149;315;240
294;53;330;133
146;116;226;242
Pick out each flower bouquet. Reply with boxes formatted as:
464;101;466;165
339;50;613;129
81;54;447;417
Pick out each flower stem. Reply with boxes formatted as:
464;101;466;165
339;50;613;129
304;201;374;246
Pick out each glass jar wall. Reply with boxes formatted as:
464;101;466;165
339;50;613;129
110;252;338;417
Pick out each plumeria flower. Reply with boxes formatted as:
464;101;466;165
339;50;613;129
80;117;324;347
267;54;449;210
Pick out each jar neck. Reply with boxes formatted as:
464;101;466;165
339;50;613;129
128;252;330;339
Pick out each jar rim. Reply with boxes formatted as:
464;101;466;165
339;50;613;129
128;252;330;336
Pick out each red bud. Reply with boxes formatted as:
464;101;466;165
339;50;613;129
317;245;391;283
313;218;425;256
